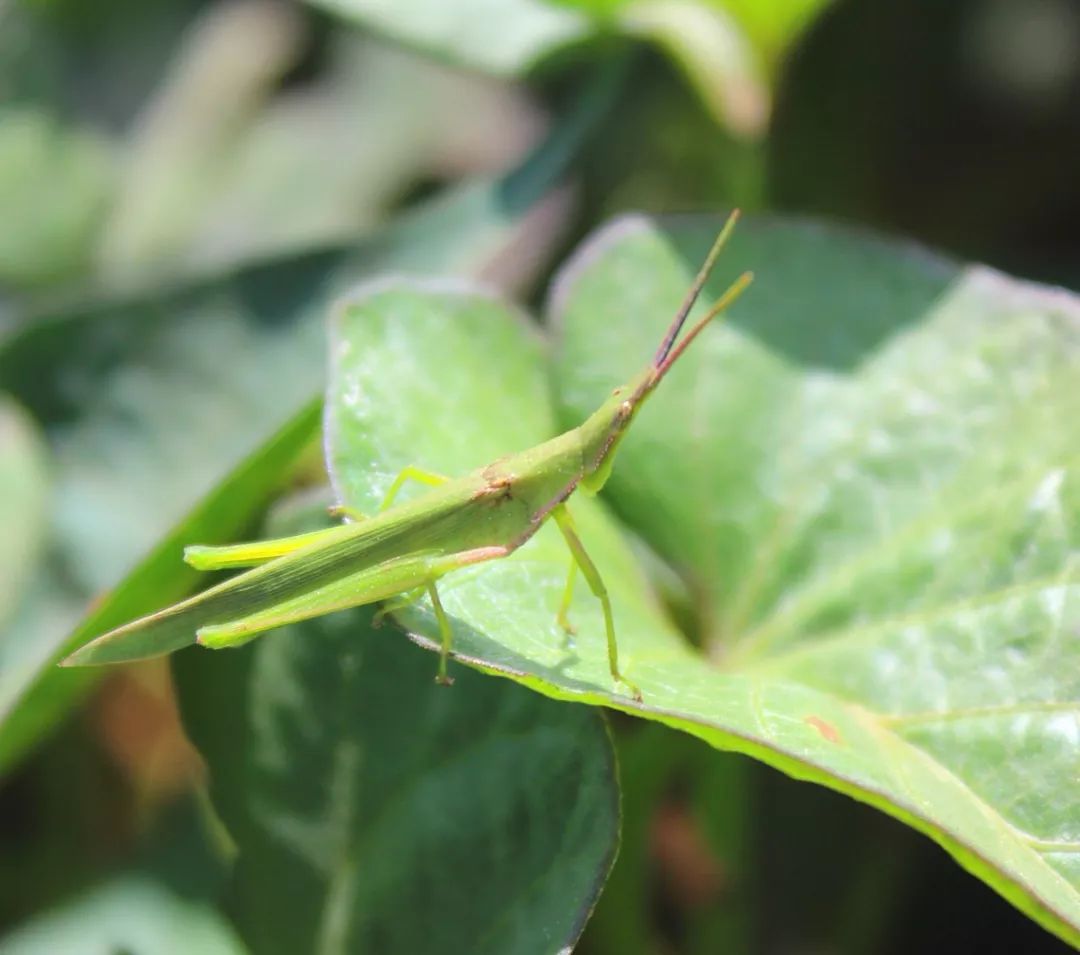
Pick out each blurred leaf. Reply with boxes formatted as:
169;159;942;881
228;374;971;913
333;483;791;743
2;3;548;288
0;875;246;955
95;0;307;278
0;400;324;773
25;295;330;597
608;0;835;135
563;0;832;63
577;53;766;216
307;0;592;76
701;0;834;66
0;402;86;774
0;398;320;776
0;399;48;627
175;608;618;955
313;0;836;137
321;221;1080;947
0;0;201;120
99;8;549;281
161;38;546;279
0;107;112;289
3;84;599;768
0;255;335;772
0;571;89;775
581;725;754;955
616;1;765;136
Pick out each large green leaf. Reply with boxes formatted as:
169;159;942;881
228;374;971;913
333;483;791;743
323;227;1080;946
551;215;1080;943
175;608;618;955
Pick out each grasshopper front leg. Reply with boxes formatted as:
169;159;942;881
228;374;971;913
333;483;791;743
378;465;448;511
329;466;448;521
552;505;642;701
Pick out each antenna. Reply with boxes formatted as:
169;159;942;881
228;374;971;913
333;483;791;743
656;270;753;377
653;209;743;369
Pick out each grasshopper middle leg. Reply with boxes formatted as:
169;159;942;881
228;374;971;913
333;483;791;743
552;505;642;701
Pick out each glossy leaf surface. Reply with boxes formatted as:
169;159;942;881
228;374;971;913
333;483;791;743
324;223;1080;946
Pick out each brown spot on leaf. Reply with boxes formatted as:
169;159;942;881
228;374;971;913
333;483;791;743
806;715;843;744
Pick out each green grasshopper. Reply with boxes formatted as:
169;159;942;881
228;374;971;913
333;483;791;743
63;211;752;700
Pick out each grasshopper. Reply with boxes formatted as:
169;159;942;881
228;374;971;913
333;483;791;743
63;211;752;700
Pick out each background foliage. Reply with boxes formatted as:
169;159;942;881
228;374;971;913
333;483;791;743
1;0;1078;952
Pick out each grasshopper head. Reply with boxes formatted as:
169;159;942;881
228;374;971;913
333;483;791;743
581;210;753;492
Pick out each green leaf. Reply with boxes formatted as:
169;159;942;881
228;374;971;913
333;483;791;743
0;401;90;774
684;0;835;66
0;401;321;774
0;248;336;768
0;875;246;955
615;0;766;136
551;215;1080;945
323;227;1080;946
311;0;836;137
307;0;592;77
174;609;618;955
583;725;754;955
0;107;113;289
0;399;48;627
